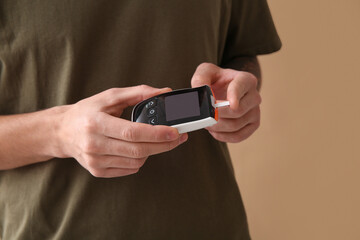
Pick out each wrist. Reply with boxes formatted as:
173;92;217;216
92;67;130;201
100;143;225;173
0;105;72;170
46;105;72;159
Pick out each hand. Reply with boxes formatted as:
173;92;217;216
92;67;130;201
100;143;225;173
191;63;261;143
57;85;188;178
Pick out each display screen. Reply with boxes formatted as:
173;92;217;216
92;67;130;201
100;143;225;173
165;91;201;121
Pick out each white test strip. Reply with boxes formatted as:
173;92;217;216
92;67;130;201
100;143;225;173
213;101;230;108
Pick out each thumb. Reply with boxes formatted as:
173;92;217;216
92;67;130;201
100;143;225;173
191;63;222;88
92;85;172;109
137;85;172;103
118;85;172;107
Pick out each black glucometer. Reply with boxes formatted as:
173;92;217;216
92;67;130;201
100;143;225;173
131;85;229;133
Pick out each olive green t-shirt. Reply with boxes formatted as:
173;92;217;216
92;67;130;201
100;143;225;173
0;0;281;239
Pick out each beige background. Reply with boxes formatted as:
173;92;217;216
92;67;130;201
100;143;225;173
229;0;360;239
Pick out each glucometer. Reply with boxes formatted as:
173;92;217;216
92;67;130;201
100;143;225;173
131;85;229;133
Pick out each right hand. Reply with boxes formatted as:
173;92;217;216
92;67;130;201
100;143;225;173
56;85;188;178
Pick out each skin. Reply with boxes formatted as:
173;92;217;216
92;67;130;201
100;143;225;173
0;86;188;177
191;57;262;143
222;56;262;90
0;57;261;177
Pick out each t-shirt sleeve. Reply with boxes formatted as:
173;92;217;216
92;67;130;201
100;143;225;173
221;0;282;63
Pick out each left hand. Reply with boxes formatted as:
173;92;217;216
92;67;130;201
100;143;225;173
191;63;262;143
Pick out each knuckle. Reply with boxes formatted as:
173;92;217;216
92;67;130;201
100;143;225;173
122;125;137;141
89;168;106;178
233;136;244;143
230;119;240;130
129;158;147;168
138;84;151;93
82;139;99;154
129;146;146;158
104;88;122;105
255;94;262;105
246;73;258;86
232;123;259;143
197;62;213;70
235;103;246;116
83;116;98;134
211;132;226;143
138;85;154;101
106;88;119;97
247;108;260;124
231;133;245;143
127;168;140;175
95;113;107;135
152;131;163;142
139;84;149;89
86;155;100;169
240;114;250;126
192;62;218;86
191;75;203;86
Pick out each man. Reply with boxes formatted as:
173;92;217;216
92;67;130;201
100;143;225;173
0;0;281;239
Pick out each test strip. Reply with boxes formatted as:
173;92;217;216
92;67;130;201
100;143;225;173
213;101;230;108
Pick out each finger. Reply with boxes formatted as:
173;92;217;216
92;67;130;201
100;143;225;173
87;155;147;169
90;85;172;109
191;63;224;88
100;114;180;142
208;121;260;143
90;167;139;178
218;90;261;118
104;168;140;178
226;73;258;110
99;133;188;158
207;107;260;133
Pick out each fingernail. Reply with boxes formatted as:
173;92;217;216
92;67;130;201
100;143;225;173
179;134;188;143
167;129;179;140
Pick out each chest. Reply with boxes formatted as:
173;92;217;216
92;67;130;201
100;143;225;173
0;0;231;49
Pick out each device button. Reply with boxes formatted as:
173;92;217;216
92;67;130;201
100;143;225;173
146;100;156;109
148;117;157;125
147;108;156;117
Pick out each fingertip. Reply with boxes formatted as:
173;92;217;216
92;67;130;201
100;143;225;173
207;130;217;139
166;127;180;141
229;97;239;111
179;133;188;143
141;86;173;101
205;126;214;132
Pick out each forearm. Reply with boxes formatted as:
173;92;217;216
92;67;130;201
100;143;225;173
221;56;262;90
0;86;186;177
0;106;67;170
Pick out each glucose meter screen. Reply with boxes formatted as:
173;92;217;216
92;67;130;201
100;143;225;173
165;92;201;122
